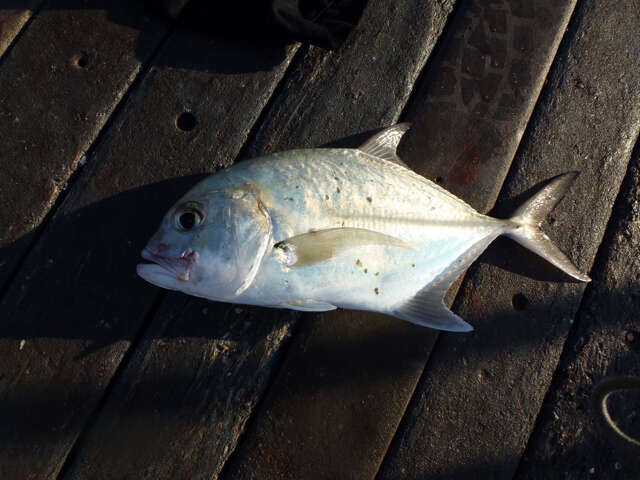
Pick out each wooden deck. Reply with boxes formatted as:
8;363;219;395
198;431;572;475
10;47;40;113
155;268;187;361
1;1;639;478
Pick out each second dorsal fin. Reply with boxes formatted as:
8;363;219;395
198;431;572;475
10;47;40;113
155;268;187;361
358;123;411;167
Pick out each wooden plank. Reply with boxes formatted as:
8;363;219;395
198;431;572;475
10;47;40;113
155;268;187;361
514;154;640;477
0;0;168;294
223;1;578;480
378;0;640;478
57;1;456;478
62;295;296;480
0;1;42;59
244;0;453;155
0;30;298;480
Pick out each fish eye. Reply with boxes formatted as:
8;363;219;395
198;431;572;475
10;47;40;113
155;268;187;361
175;204;204;231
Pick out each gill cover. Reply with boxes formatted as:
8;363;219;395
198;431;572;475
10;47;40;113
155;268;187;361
203;187;272;298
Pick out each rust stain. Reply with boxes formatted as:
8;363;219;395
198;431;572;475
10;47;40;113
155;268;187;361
453;127;488;185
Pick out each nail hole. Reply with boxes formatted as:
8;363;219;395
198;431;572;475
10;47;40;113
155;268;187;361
435;176;444;184
72;53;89;69
512;293;528;311
176;112;197;132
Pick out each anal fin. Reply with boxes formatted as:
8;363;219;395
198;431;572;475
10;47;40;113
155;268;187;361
391;234;500;332
392;290;473;332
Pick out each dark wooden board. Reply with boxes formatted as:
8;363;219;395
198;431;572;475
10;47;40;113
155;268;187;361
0;0;168;294
0;27;297;480
0;1;42;59
224;1;578;479
515;152;640;477
245;0;455;157
60;1;455;478
378;0;640;477
62;293;297;480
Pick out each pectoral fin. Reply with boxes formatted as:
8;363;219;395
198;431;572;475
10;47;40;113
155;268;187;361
275;227;413;267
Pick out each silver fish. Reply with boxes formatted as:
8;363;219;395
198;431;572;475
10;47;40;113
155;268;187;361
137;124;589;331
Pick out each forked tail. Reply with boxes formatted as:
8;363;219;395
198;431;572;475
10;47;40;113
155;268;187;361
505;172;590;282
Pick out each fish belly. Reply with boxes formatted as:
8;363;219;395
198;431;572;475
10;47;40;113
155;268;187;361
239;223;497;314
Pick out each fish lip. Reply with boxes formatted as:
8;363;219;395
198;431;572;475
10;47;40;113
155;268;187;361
140;248;198;282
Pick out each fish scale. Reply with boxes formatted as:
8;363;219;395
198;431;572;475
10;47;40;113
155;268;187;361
137;124;590;331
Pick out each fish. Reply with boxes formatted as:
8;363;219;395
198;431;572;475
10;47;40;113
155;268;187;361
137;124;590;332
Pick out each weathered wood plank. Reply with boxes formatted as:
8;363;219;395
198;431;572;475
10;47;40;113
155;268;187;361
0;1;42;60
0;29;297;480
0;0;168;294
224;1;578;480
515;154;640;477
63;293;296;480
58;1;454;477
243;0;455;156
378;0;640;478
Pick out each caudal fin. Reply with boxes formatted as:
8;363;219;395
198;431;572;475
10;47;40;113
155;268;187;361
504;172;591;282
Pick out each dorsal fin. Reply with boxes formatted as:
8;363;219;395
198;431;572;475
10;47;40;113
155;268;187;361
359;123;411;166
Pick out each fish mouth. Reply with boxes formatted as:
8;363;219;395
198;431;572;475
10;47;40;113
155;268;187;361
138;248;199;282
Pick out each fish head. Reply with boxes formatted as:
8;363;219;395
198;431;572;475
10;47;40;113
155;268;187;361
137;183;272;300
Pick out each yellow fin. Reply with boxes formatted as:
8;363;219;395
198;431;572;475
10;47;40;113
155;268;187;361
275;227;413;267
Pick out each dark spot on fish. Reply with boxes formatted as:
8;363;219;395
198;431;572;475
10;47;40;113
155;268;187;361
334;176;339;181
411;263;415;268
375;272;379;276
295;185;300;189
274;241;290;252
325;194;329;200
430;206;436;211
374;287;379;295
341;221;345;227
366;196;372;203
364;268;368;274
289;198;294;202
336;187;341;193
355;259;362;267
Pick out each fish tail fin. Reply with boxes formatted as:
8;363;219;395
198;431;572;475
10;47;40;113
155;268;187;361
504;172;590;282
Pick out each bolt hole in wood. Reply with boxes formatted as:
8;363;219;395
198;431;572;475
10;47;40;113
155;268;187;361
176;112;197;132
512;293;528;311
72;53;89;69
